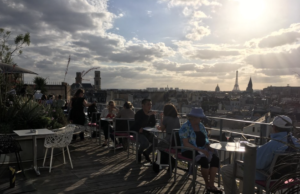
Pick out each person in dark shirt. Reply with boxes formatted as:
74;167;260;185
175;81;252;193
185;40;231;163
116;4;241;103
131;99;156;163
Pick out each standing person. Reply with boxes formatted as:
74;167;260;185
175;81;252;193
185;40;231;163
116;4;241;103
179;107;220;192
69;89;93;140
131;99;156;163
100;100;118;147
88;101;98;122
155;103;180;171
54;95;66;109
40;94;47;105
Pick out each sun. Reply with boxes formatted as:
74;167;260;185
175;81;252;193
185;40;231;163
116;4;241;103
239;0;266;21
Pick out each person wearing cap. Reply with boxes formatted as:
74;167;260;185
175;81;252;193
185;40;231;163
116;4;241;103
179;107;220;192
221;115;300;194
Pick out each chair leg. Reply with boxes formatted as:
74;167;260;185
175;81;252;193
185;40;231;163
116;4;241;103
127;138;129;159
49;148;54;173
15;152;21;170
62;148;66;164
43;148;48;167
114;135;116;154
174;158;178;182
16;152;26;178
66;146;73;169
169;154;172;177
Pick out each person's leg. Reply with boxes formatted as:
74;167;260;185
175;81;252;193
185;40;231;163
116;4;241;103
197;157;210;187
220;164;242;194
209;154;220;189
102;121;109;145
137;134;150;162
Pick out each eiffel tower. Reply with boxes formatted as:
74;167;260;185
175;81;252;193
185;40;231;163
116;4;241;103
232;71;240;92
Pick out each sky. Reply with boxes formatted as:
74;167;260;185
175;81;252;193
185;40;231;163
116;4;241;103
1;0;300;91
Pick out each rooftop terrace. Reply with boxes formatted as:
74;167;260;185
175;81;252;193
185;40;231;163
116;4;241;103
0;139;212;194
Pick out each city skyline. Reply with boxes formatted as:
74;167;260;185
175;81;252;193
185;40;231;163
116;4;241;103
0;0;300;90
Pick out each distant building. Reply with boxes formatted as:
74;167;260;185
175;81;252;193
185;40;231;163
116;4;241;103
215;84;220;92
146;87;158;92
175;87;179;91
94;71;101;90
246;77;253;93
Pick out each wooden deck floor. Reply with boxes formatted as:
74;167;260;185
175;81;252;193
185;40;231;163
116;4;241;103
0;139;219;194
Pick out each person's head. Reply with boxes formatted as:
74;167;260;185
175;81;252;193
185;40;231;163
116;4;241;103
187;107;206;125
163;103;178;118
271;115;293;133
41;94;47;100
123;101;133;110
58;95;62;99
142;99;152;112
73;89;84;98
107;100;116;109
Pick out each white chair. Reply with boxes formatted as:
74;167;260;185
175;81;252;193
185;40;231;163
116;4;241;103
43;125;75;172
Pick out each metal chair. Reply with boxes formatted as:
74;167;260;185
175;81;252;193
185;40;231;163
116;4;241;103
0;134;25;177
42;125;75;172
113;118;139;163
255;152;300;194
171;129;200;193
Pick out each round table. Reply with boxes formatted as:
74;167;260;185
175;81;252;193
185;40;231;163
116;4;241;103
210;142;245;153
210;142;245;192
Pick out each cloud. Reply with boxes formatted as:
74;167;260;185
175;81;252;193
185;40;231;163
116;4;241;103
152;60;197;72
193;11;209;18
258;32;300;48
186;50;240;59
245;23;300;48
159;0;221;8
185;24;210;40
246;46;300;69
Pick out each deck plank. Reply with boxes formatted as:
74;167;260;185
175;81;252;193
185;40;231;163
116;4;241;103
0;138;218;194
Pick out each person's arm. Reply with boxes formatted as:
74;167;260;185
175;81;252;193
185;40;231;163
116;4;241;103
256;142;275;169
180;126;209;157
149;114;156;127
69;99;72;108
160;116;167;131
134;111;143;133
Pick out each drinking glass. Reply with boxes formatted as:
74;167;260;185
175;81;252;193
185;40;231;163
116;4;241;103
225;132;231;141
234;137;240;147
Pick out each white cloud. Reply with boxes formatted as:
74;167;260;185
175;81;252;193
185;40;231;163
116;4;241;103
245;23;300;48
185;23;210;40
182;7;192;16
193;11;208;18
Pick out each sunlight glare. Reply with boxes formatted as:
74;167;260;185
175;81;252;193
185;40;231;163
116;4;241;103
239;0;265;21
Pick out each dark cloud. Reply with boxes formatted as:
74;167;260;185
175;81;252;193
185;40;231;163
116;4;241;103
258;32;300;48
186;50;240;59
246;46;300;69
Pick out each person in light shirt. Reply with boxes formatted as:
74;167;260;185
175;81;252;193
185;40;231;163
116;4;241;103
221;115;300;194
100;100;118;147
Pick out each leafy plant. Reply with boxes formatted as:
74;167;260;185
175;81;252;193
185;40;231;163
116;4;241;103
33;76;47;94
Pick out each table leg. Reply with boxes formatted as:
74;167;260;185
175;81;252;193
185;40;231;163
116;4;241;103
232;152;237;192
32;136;40;175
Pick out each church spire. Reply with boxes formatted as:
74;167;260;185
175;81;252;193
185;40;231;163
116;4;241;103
215;84;220;92
246;77;253;93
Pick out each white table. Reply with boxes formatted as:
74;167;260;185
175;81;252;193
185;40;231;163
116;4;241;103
210;142;245;153
14;129;54;175
210;142;246;192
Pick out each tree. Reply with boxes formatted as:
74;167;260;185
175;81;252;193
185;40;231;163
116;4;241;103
0;28;30;64
33;77;47;94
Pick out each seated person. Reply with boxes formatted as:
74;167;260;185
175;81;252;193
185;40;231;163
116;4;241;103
179;107;220;192
221;115;300;194
131;99;156;163
100;100;118;147
88;101;98;122
156;104;180;170
113;101;135;148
